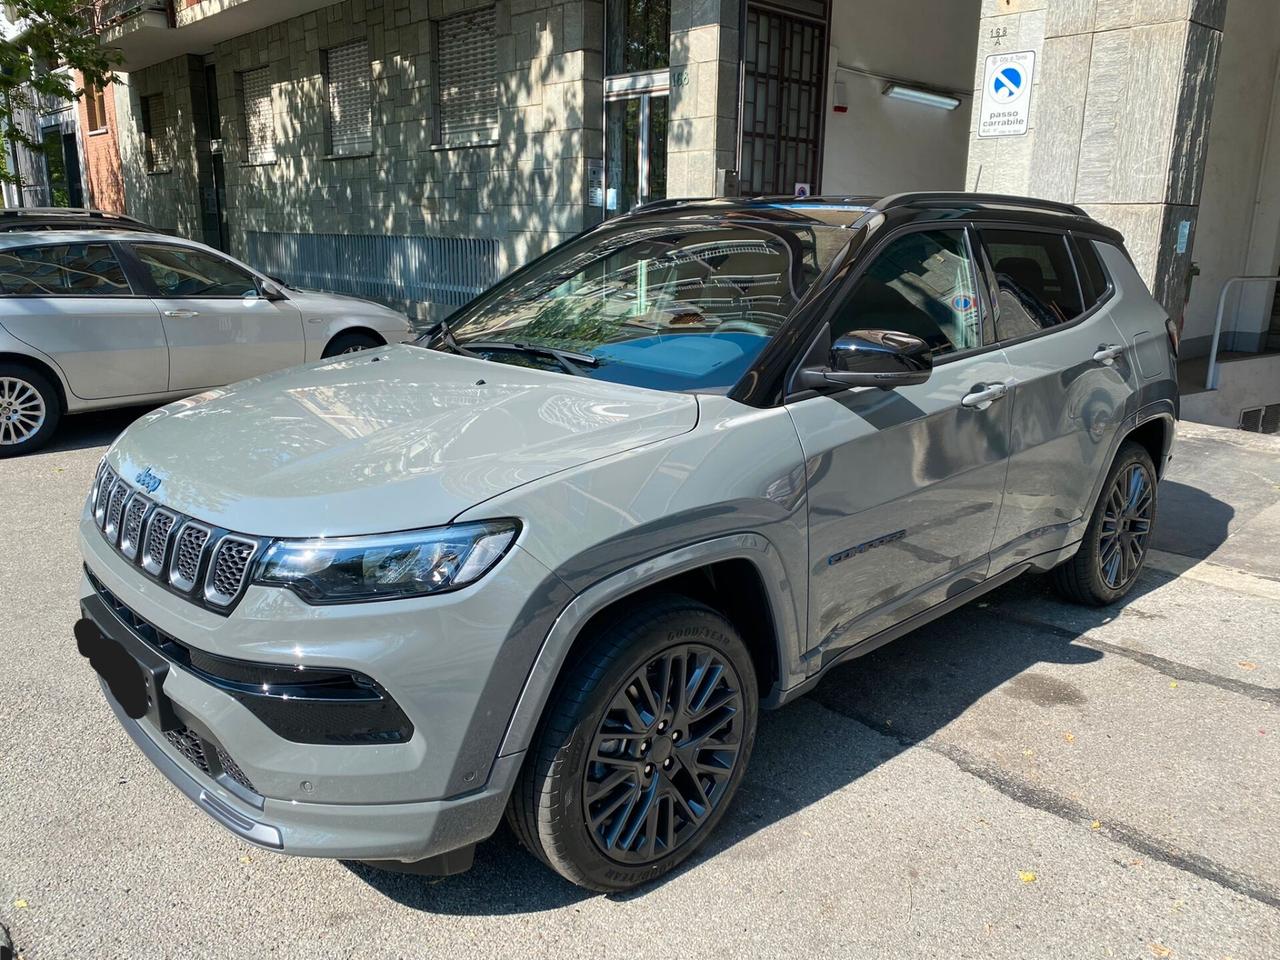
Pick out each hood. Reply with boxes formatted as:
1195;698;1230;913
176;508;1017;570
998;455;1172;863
107;345;698;537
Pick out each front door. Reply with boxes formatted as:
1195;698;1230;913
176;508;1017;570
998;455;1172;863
605;79;669;216
787;227;1014;664
125;241;304;390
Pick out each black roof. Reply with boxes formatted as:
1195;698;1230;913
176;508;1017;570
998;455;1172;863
629;191;1121;242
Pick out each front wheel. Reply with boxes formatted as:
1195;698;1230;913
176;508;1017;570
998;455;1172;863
508;596;758;891
322;331;383;358
1053;441;1158;605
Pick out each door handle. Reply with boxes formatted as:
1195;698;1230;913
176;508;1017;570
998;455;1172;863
1093;343;1125;364
961;382;1009;409
163;309;199;318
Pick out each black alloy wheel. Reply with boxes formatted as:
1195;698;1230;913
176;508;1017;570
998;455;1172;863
1053;440;1159;606
508;596;758;891
1097;460;1155;590
583;643;746;863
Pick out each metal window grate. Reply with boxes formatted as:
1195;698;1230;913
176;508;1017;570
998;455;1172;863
436;6;499;144
245;231;501;311
141;94;170;172
740;5;826;196
240;67;275;164
326;40;373;156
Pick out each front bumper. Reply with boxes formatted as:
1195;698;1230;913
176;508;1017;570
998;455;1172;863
78;505;563;862
99;673;521;860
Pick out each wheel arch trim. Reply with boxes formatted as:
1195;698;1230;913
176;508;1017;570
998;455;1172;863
496;533;803;760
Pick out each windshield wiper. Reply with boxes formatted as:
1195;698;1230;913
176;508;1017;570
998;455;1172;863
422;319;481;358
463;340;600;377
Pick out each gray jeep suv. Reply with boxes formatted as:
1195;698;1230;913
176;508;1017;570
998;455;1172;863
75;193;1178;892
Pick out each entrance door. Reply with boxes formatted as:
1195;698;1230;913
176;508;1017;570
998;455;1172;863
605;77;669;216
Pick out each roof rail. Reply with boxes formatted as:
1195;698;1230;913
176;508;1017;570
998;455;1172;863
631;197;720;212
875;192;1088;218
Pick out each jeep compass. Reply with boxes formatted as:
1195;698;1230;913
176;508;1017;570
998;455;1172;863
76;193;1178;891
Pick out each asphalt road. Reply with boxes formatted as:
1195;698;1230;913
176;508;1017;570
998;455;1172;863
2;412;1278;959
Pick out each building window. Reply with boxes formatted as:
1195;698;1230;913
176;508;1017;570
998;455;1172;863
85;84;108;134
434;6;499;145
140;94;171;173
605;0;670;76
239;67;276;165
324;40;373;157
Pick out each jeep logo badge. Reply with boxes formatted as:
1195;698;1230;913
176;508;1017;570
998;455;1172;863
135;467;163;494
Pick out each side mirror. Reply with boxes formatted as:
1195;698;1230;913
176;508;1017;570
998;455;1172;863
259;279;287;301
797;329;933;390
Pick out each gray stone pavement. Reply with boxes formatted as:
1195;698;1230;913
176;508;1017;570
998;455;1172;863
1;411;1276;959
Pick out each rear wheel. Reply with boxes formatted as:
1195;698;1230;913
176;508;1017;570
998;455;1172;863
0;363;60;458
508;596;758;891
322;331;383;358
1053;441;1158;605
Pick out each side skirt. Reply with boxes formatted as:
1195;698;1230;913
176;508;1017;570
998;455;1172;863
769;555;1041;709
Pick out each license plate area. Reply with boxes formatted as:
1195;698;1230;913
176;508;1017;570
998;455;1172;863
76;616;180;731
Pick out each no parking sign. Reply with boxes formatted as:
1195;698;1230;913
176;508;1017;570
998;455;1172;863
978;50;1035;138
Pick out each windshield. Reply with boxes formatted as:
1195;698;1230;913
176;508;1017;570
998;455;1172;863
436;218;851;393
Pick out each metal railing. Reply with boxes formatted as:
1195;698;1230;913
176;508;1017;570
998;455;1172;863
80;0;170;33
1204;275;1280;390
245;231;503;315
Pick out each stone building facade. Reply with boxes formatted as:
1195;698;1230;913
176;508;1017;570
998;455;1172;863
91;0;1280;427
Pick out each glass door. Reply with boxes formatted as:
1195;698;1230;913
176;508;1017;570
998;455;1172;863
603;0;671;218
605;80;668;216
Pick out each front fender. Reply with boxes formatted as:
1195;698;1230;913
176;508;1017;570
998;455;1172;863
496;532;805;759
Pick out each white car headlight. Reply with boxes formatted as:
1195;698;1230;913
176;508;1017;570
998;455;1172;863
256;520;519;603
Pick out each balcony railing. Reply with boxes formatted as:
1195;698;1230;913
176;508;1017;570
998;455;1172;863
81;0;171;36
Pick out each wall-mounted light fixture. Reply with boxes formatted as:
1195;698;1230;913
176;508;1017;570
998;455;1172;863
882;83;962;111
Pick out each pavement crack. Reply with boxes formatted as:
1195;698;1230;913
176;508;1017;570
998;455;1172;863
812;699;1280;912
977;608;1280;707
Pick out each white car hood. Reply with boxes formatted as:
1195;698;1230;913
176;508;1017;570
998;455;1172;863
106;345;698;537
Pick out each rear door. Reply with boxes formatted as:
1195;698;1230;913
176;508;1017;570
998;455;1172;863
125;241;304;390
786;226;1015;663
978;227;1131;566
0;240;168;399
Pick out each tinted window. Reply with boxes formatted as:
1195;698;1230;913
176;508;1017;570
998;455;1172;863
135;244;259;297
982;229;1083;339
1074;236;1110;309
833;230;986;358
0;243;131;296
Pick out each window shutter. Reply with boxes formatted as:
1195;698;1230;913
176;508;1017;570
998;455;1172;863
436;7;499;144
326;41;373;156
143;94;170;171
241;67;276;164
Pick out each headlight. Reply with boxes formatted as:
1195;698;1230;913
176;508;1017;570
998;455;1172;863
255;520;520;604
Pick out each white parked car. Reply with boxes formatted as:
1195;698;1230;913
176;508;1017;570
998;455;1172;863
0;230;415;455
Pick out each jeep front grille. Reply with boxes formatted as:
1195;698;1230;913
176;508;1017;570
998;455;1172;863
91;468;263;615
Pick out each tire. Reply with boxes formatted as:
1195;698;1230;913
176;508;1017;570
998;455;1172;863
1052;440;1158;606
321;331;383;358
508;595;759;892
0;363;61;458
